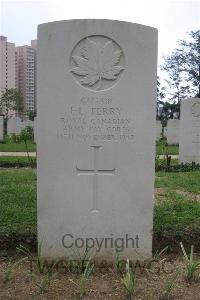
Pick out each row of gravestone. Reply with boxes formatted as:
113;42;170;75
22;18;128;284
156;97;200;164
0;117;35;141
156;119;179;144
1;98;199;164
1;20;200;261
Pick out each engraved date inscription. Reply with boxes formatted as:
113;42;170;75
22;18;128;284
57;97;135;142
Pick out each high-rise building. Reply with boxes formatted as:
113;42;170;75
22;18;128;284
15;42;37;112
0;36;16;93
31;39;37;112
0;36;37;113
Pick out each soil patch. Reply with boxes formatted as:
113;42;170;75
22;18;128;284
0;255;200;299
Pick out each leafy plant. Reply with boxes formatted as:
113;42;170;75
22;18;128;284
8;133;21;143
145;246;168;275
79;259;94;297
17;243;44;274
114;248;124;274
121;259;136;300
28;110;36;121
161;269;180;299
3;257;27;283
160;140;172;169
17;243;57;293
156;162;200;172
71;38;124;90
30;271;57;294
69;247;94;274
20;127;35;168
154;246;169;261
133;246;168;276
180;242;200;281
155;154;160;172
23;126;34;140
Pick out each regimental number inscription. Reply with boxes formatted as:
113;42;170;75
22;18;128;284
70;35;125;91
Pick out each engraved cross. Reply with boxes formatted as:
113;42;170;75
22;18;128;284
76;146;115;212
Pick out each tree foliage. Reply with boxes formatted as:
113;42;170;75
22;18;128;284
0;88;24;134
161;30;200;102
157;100;180;126
162;50;189;103
0;88;24;120
28;110;37;121
179;30;200;97
157;77;166;120
157;76;166;101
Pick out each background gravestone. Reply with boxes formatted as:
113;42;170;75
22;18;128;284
179;98;200;164
7;117;24;134
156;120;162;141
37;20;157;260
0;116;4;141
166;119;180;145
7;117;34;135
163;126;167;138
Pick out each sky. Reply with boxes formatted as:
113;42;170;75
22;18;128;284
0;0;199;66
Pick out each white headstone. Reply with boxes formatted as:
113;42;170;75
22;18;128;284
37;20;157;260
0;116;4;141
166;119;180;145
163;126;167;138
7;117;34;135
7;117;24;134
179;98;200;164
156;120;162;141
25;119;34;128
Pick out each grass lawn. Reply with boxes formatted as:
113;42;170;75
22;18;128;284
157;158;179;165
0;157;179;168
0;141;36;152
0;169;36;235
0;140;178;155
0;169;199;251
155;171;200;193
154;171;200;250
156;142;179;155
154;190;200;232
0;156;36;167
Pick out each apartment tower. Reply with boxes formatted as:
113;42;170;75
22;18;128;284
0;36;15;93
15;41;36;112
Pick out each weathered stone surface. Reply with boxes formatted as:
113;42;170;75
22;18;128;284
7;117;33;134
37;20;157;260
166;119;179;145
179;98;200;163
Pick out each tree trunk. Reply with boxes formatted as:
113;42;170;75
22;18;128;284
4;118;8;136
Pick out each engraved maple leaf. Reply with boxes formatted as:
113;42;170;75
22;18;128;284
71;39;124;90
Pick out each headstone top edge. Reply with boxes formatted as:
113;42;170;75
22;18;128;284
182;97;200;102
38;19;158;32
